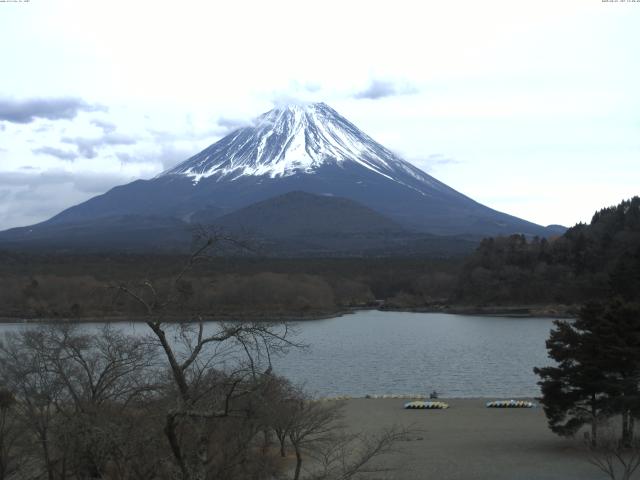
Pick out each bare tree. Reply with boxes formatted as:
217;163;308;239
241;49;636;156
29;324;159;412
0;388;23;480
308;427;409;480
586;422;640;480
282;395;410;480
264;376;301;458
287;399;342;480
0;329;66;480
115;231;301;480
0;324;161;480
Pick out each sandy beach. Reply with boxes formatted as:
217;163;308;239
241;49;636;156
340;398;604;480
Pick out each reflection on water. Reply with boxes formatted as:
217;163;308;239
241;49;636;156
0;310;557;398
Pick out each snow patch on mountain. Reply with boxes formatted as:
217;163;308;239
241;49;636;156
161;102;446;195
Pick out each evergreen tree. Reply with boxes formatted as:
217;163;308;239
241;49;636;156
535;301;640;445
595;301;640;445
610;247;640;303
534;304;610;445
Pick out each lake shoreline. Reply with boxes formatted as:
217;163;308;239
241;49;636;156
385;303;578;318
0;309;354;324
319;394;539;401
0;303;576;324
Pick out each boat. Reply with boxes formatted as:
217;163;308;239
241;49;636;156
404;401;449;409
486;400;535;408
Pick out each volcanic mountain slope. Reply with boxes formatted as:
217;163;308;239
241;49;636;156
207;191;474;256
0;191;479;256
0;102;559;253
213;191;405;237
0;215;192;253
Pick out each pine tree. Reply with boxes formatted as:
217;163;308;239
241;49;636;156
610;247;640;303
534;301;640;445
595;301;640;445
534;303;610;445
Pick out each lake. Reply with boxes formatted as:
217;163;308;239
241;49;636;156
276;310;556;398
0;310;557;398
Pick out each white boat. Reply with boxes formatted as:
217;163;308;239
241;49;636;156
486;400;535;408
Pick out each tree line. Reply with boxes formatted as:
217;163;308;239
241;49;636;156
456;196;640;306
531;199;640;479
0;255;461;320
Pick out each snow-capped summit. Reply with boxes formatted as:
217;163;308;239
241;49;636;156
162;102;440;195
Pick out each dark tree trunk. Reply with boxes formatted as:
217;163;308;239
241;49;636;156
591;400;598;447
40;432;55;480
621;409;635;447
164;413;190;480
261;429;271;454
276;430;287;457
291;440;302;480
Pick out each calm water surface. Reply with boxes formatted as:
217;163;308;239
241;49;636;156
0;311;557;398
276;311;556;398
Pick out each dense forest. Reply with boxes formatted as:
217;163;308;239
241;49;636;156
0;253;461;320
455;196;640;306
0;197;638;320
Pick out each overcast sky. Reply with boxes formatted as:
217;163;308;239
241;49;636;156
0;0;638;230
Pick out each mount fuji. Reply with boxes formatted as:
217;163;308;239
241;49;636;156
0;103;560;254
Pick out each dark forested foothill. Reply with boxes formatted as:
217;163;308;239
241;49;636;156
0;253;462;320
455;197;640;307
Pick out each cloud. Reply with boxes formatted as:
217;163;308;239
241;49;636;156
266;81;325;106
35;123;54;133
117;144;193;170
0;170;123;192
32;146;79;162
157;145;193;170
217;117;249;130
301;82;321;93
0;97;105;124
213;116;253;134
62;132;137;158
410;153;461;173
90;118;117;133
270;93;313;107
396;153;460;173
0;169;136;230
102;133;137;145
0;170;126;230
61;138;95;159
148;127;218;142
427;154;461;166
353;79;418;100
